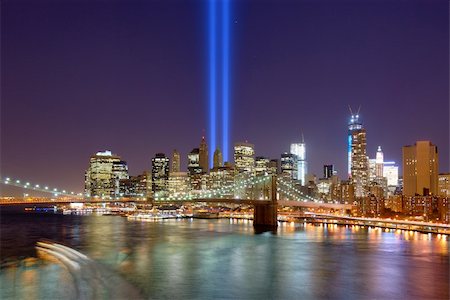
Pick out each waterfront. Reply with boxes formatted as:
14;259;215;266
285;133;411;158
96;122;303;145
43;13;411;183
1;213;449;299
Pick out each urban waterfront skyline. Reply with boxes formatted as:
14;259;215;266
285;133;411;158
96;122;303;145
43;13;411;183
1;110;447;196
1;1;449;298
1;0;448;192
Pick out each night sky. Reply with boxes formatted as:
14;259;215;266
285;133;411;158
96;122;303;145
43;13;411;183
1;0;448;194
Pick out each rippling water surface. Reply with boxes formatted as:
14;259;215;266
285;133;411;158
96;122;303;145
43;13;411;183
1;212;448;299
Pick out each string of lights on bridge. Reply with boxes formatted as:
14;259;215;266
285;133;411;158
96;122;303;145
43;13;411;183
155;174;273;201
2;175;318;203
276;178;318;202
2;177;83;198
155;175;319;203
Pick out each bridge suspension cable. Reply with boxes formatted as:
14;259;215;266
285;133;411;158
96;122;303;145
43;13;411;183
1;175;321;203
155;174;272;201
1;176;83;198
276;177;318;202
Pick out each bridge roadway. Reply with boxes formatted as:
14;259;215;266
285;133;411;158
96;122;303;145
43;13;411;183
0;197;353;209
0;198;136;205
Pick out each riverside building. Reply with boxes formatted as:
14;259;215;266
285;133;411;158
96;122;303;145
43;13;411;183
85;150;128;198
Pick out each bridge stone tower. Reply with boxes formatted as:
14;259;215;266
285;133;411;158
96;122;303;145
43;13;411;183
253;175;278;228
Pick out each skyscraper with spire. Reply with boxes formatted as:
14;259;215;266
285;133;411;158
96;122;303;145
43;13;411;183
348;107;368;197
290;133;307;185
348;107;362;177
171;149;180;173
375;146;384;178
199;136;209;173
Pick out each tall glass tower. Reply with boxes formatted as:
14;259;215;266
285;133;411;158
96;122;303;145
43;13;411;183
348;112;368;197
348;113;363;177
290;135;307;185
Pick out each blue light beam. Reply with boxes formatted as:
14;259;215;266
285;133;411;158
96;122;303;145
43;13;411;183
221;0;230;162
208;0;217;166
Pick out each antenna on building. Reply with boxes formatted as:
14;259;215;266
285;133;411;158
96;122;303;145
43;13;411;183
301;131;305;143
356;105;361;116
202;129;206;140
348;105;354;116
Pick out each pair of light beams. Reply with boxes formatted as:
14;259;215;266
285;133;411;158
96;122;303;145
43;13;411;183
208;0;230;165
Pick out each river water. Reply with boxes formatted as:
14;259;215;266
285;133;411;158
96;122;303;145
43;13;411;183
1;212;449;299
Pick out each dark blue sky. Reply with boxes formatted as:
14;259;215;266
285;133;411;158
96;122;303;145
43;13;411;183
1;0;449;193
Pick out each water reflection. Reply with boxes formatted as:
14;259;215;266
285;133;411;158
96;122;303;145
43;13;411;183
1;214;448;299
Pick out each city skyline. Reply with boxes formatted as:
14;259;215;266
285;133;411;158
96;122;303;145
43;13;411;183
1;2;449;299
1;108;446;194
2;0;448;192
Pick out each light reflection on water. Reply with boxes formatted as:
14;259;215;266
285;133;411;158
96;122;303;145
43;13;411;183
0;214;448;299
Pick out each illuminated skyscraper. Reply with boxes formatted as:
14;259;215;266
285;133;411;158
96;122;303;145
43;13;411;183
438;173;450;197
269;159;279;175
324;165;334;179
290;137;307;184
171;149;180;173
348;110;362;176
213;148;223;169
152;153;170;196
368;158;376;182
234;142;255;175
375;146;384;178
119;171;151;198
85;150;129;198
199;136;209;173
188;148;203;190
168;172;190;196
348;112;368;197
255;156;270;176
209;162;235;194
281;153;298;180
188;148;202;175
403;141;439;196
112;160;129;196
383;162;399;187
